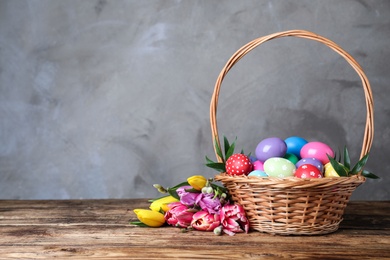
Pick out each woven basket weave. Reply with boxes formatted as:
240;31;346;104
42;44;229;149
212;30;374;235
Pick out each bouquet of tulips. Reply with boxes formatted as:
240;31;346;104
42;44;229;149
132;175;249;236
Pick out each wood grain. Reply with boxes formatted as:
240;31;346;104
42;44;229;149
0;200;389;259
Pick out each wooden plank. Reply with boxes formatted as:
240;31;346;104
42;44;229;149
0;200;389;259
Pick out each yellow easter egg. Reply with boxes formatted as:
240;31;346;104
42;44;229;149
324;162;341;177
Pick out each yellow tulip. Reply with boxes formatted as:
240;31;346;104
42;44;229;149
187;175;207;190
149;195;178;212
133;209;165;227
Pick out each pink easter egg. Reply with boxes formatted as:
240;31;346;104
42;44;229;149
300;141;334;165
253;160;264;171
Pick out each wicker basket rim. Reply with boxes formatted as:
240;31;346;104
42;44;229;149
214;172;365;189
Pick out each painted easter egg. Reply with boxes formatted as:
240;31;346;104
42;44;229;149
300;142;334;165
255;137;287;162
253;160;264;171
284;136;308;158
324;162;341;177
225;154;253;176
284;153;299;165
248;170;268;177
296;157;324;173
294;164;323;179
263;157;296;178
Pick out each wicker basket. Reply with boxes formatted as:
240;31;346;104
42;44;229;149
212;30;374;235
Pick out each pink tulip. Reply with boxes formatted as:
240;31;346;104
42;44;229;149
191;211;220;231
176;186;199;207
164;202;194;228
220;204;250;236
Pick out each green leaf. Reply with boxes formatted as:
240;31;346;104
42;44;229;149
210;183;228;193
169;181;190;190
361;170;380;179
130;221;150;227
168;189;180;200
225;141;236;160
205;162;226;172
350;153;369;175
327;154;348;177
184;188;201;193
205;156;215;164
343;146;351;170
214;137;224;162
167;181;190;200
148;195;170;203
223;136;230;156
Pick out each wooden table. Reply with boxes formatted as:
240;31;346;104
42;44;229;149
0;199;389;259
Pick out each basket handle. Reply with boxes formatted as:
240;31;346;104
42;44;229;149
210;30;374;163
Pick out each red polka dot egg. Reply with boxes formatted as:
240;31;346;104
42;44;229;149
225;154;253;176
294;164;323;179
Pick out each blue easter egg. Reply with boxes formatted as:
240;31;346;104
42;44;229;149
248;170;268;177
284;136;308;158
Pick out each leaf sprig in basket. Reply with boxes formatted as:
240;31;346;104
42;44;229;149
205;136;237;172
205;136;253;176
327;147;379;179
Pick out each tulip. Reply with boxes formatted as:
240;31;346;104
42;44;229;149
220;204;250;236
176;186;199;207
195;193;222;214
133;209;165;227
187;175;207;190
149;195;178;213
191;211;220;231
164;202;195;228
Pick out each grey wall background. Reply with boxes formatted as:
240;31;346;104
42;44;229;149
0;0;389;200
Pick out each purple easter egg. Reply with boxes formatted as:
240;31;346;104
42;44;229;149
296;157;324;173
255;137;287;162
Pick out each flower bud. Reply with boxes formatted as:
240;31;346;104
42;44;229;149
153;184;167;194
149;195;178;212
187;175;207;191
206;187;213;194
133;209;165;227
213;225;223;236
